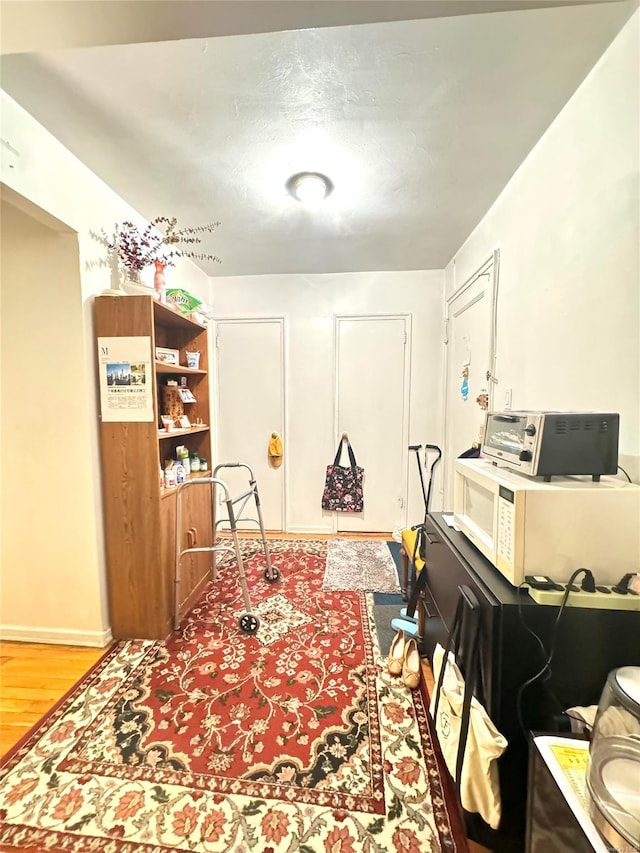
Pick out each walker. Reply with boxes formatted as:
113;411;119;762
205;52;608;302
173;463;280;635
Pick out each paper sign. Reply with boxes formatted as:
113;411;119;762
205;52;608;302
98;336;154;422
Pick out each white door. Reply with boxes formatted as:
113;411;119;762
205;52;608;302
334;315;410;533
443;253;498;508
214;318;285;531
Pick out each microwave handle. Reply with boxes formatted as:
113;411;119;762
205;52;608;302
493;415;518;423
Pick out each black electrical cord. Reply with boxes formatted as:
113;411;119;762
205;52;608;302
517;582;549;665
516;582;564;731
618;465;632;483
516;568;593;739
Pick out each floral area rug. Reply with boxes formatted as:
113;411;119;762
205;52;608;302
322;538;401;593
0;539;463;853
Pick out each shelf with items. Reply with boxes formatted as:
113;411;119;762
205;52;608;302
157;375;209;439
158;425;210;440
153;299;206;332
94;293;213;641
153;311;206;374
159;431;210;471
155;362;206;376
160;469;212;500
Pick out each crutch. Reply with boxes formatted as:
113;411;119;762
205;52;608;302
213;462;280;584
392;443;442;640
407;443;441;610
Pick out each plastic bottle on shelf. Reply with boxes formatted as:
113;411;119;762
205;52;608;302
177;447;190;475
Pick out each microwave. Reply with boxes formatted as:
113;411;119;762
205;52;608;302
481;411;619;479
453;458;640;587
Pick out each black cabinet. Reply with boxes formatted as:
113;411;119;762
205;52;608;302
526;736;596;853
421;513;640;852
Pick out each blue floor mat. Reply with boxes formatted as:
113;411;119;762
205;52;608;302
372;541;405;653
373;541;404;605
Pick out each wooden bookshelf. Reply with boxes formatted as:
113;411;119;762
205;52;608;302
94;294;213;640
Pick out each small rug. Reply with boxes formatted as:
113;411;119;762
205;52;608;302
0;538;464;853
322;538;401;593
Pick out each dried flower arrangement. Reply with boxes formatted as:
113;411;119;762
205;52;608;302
108;217;221;276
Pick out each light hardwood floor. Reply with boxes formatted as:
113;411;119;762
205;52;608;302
0;641;105;756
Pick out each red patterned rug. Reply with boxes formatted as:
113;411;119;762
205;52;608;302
0;539;466;852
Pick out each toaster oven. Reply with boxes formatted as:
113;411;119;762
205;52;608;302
481;411;619;480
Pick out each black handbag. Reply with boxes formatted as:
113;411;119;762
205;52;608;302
321;437;364;512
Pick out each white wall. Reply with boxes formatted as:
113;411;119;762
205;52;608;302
2;3;636;636
212;271;444;531
445;11;640;480
0;91;209;643
0;203;109;644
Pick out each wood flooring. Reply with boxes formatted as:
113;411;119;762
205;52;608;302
0;641;105;756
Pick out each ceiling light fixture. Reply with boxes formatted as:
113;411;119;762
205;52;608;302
286;172;333;203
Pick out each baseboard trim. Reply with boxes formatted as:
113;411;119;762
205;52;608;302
0;624;113;648
286;525;334;535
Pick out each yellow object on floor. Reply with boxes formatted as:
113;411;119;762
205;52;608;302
402;528;425;574
269;432;284;467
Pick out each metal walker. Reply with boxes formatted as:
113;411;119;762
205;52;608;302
173;463;280;635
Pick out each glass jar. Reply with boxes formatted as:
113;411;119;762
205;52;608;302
587;666;640;851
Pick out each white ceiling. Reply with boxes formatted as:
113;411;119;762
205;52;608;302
0;1;636;276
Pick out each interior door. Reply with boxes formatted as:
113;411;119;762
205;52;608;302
443;253;498;508
214;318;285;531
335;315;410;533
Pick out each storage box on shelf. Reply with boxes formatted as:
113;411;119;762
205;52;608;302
94;295;213;640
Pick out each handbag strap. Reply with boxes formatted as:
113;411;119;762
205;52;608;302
433;592;464;721
333;437;358;469
454;604;481;789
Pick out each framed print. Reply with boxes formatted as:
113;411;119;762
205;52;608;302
155;347;180;365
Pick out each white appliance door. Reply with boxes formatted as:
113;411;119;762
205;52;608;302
335;315;410;533
214;318;285;531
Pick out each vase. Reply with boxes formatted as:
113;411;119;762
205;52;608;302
121;267;159;299
153;261;167;304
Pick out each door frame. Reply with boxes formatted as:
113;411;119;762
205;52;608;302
333;313;412;534
212;315;287;531
441;250;500;506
